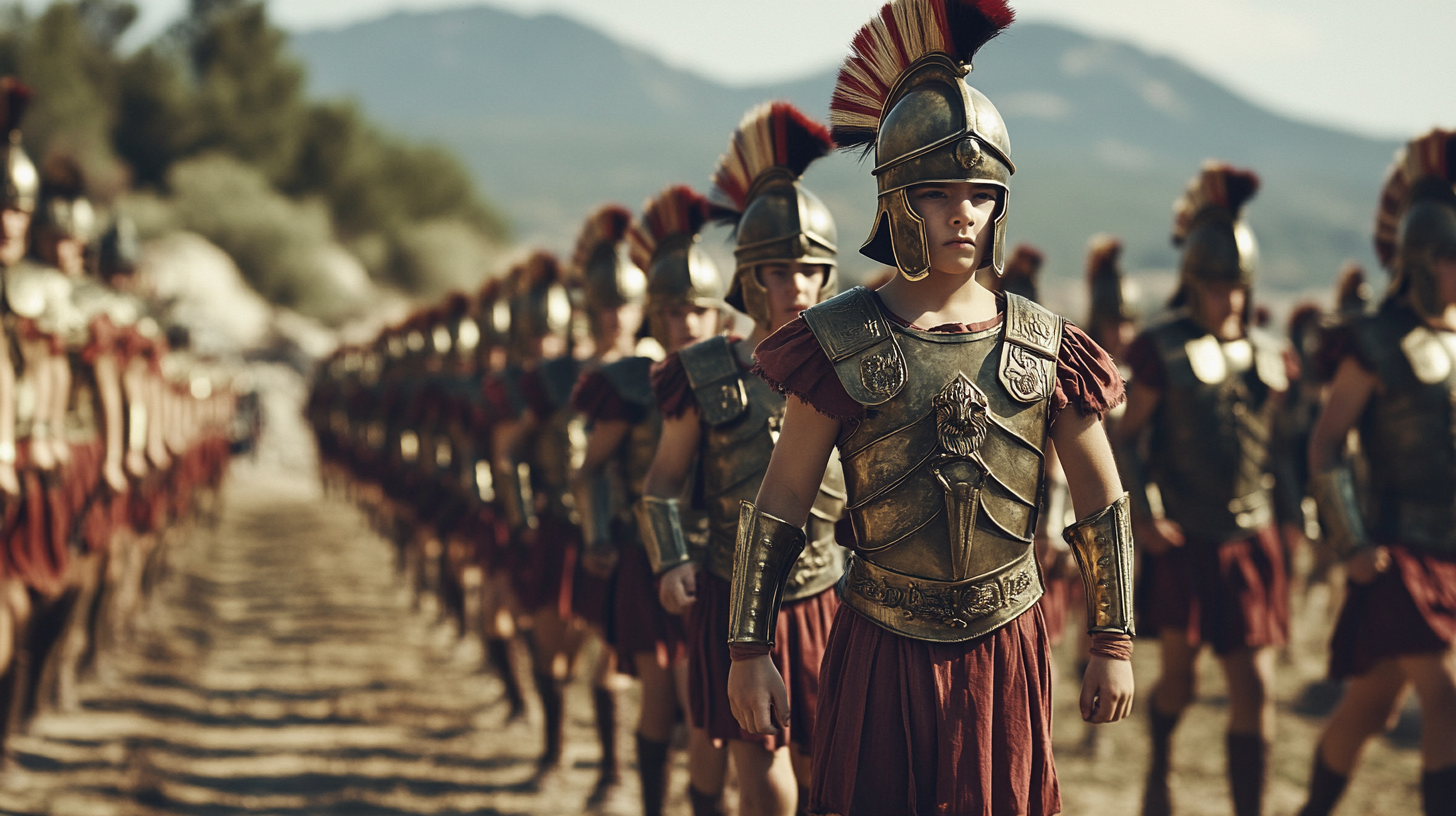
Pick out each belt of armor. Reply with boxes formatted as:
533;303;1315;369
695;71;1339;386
1393;499;1456;553
839;548;1043;643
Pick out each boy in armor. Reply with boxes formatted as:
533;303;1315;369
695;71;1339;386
569;200;715;815
640;103;848;816
1117;163;1294;816
627;185;732;815
727;3;1135;813
497;251;622;791
1298;128;1456;816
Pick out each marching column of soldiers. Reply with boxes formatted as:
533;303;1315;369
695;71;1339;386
0;78;245;756
308;3;1456;816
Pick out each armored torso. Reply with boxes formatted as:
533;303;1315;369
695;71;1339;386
803;288;1059;642
1144;313;1287;544
597;357;661;516
528;355;587;518
1350;306;1456;553
680;336;845;601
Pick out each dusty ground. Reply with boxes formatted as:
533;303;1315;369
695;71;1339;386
0;460;1426;815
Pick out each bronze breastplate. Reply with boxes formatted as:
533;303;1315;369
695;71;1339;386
803;287;1060;641
681;337;845;598
1147;317;1284;543
1356;310;1456;551
530;356;585;516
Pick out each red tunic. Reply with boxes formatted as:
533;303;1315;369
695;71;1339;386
571;368;686;673
753;293;1124;816
1320;324;1456;677
650;338;838;750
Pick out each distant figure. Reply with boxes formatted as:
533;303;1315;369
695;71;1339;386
1117;162;1294;816
1299;127;1456;816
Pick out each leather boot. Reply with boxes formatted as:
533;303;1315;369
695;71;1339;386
1227;732;1267;816
1143;705;1179;816
586;686;622;807
688;785;723;816
484;638;526;722
530;670;564;787
1422;766;1456;816
635;733;670;816
1297;749;1349;816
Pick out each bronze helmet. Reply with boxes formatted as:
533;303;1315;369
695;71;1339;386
1170;161;1260;309
37;153;95;243
99;214;141;281
570;203;646;332
829;0;1016;280
628;185;723;347
1374;129;1456;320
508;252;572;357
1086;234;1136;339
996;242;1043;303
0;78;36;214
709;102;838;328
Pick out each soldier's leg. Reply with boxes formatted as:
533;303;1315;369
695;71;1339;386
634;652;677;816
1221;647;1277;816
675;657;728;815
1401;649;1456;816
728;739;796;816
1297;660;1406;816
1145;628;1200;816
526;604;583;780
479;571;525;721
587;641;624;806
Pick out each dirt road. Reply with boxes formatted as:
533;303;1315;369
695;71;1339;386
0;460;1424;815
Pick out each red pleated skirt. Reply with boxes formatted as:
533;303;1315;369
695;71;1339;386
809;606;1060;816
611;541;686;674
1140;525;1289;654
687;571;837;751
1329;545;1456;679
510;511;608;626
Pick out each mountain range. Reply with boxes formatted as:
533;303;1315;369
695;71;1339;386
292;5;1402;316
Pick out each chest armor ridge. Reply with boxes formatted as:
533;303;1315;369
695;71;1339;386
1147;315;1284;543
803;288;1058;642
680;336;845;599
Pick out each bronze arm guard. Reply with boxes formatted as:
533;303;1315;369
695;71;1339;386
497;461;537;532
1062;493;1136;636
575;471;615;553
636;495;693;574
727;501;806;649
1309;465;1369;559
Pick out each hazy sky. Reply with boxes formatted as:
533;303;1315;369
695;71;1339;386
98;0;1454;139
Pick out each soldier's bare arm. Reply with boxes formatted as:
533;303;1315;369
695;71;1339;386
644;408;703;613
728;396;838;735
1113;381;1184;553
1309;356;1386;581
1052;409;1136;724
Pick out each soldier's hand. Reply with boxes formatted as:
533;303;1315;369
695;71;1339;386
582;543;619;579
104;460;128;493
728;654;789;735
1346;546;1390;585
1136;516;1185;556
0;463;17;497
658;562;700;614
1081;654;1135;724
126;449;148;479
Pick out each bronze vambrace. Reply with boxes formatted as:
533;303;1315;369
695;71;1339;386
496;460;537;533
636;495;693;574
574;470;615;553
728;501;806;649
1062;493;1136;636
1308;465;1369;559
